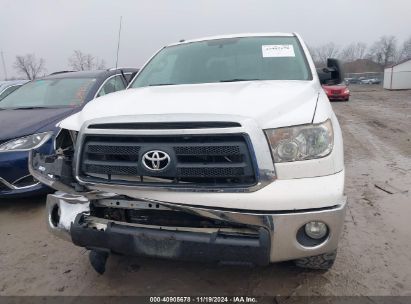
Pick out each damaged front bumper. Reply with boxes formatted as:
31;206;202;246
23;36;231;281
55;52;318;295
31;149;346;265
45;192;346;265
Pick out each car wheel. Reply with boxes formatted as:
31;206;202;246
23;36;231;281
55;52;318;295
345;97;349;101
294;250;337;270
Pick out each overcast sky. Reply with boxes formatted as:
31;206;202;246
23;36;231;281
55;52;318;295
1;0;410;79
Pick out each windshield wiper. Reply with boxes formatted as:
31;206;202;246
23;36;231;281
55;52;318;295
7;106;56;110
148;83;176;87
219;78;261;83
147;79;260;87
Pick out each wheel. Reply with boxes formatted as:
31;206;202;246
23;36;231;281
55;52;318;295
294;250;337;270
345;97;349;101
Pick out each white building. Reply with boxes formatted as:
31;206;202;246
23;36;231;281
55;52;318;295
384;58;411;90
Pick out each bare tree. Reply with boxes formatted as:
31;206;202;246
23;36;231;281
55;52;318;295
68;50;106;71
340;42;367;62
368;36;397;66
307;46;319;63
13;54;46;80
399;36;411;61
311;42;340;66
96;58;106;70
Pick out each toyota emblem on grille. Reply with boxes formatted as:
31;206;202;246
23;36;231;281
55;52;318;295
142;150;171;171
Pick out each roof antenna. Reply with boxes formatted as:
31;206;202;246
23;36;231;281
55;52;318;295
115;16;123;70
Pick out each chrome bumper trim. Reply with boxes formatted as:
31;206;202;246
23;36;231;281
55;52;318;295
46;192;90;241
0;176;40;190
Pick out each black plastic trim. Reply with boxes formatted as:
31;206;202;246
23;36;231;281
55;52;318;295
88;122;241;130
70;215;271;266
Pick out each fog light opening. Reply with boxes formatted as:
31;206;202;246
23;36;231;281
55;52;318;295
50;204;60;228
296;221;329;247
305;221;328;240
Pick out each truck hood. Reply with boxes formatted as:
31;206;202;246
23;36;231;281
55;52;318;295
60;80;320;131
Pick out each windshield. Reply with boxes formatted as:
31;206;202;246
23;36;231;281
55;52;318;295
0;78;96;109
131;36;311;88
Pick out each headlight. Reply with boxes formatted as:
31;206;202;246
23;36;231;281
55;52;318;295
264;119;333;163
0;132;53;152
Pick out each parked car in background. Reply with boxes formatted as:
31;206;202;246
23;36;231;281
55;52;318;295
344;78;352;85
0;80;29;101
322;83;350;101
0;68;138;198
361;78;381;84
345;78;361;84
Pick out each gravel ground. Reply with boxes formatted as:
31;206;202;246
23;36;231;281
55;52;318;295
0;85;410;296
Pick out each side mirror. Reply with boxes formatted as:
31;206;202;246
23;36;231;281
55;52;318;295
317;58;344;85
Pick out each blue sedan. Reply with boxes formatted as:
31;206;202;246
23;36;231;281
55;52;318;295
0;68;138;198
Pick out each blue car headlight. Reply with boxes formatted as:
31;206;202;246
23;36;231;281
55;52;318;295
0;132;53;152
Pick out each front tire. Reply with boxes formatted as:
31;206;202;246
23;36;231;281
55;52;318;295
294;250;337;270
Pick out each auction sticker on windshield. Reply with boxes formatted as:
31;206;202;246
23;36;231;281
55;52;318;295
262;45;295;57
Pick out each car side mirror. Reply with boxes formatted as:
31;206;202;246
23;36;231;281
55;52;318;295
317;58;344;85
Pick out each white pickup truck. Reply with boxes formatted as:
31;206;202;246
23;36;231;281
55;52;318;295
30;33;346;274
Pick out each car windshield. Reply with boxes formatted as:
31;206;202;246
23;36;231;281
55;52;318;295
130;36;311;88
0;78;96;109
